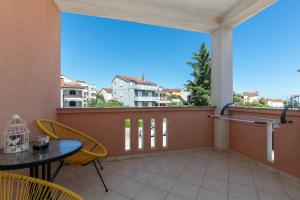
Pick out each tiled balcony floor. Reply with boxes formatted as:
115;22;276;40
55;149;300;200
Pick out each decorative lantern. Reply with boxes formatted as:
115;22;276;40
3;114;30;153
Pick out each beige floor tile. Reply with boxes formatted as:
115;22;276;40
113;179;145;198
160;166;184;179
258;189;290;200
253;174;286;195
171;180;199;200
134;186;167;200
131;169;156;184
282;183;300;200
205;167;228;182
228;183;259;200
79;183;108;200
198;188;227;200
103;173;127;189
229;172;255;188
103;192;131;200
179;170;203;187
150;174;177;192
201;176;228;194
165;193;190;200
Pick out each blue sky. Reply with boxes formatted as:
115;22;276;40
61;0;300;99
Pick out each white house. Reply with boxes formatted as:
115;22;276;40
98;88;113;101
243;91;259;103
61;75;97;107
267;99;284;108
60;78;84;108
112;75;163;107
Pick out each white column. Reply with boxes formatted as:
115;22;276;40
211;28;233;151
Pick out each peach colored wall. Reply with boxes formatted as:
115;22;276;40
57;107;215;157
0;0;60;145
229;107;300;179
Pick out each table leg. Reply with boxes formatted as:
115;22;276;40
29;167;34;177
42;164;46;180
47;163;51;182
34;166;39;178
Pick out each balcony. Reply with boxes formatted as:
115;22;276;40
64;95;83;100
134;96;161;102
54;107;300;200
2;0;300;199
134;85;162;92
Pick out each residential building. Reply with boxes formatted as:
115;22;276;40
112;75;163;107
243;91;259;103
267;99;284;108
164;88;190;102
61;75;97;107
60;78;84;108
98;88;113;101
165;88;182;96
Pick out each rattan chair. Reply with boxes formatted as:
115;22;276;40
0;172;83;200
36;119;108;192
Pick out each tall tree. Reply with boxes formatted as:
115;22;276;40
186;42;211;106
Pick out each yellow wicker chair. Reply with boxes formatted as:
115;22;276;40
36;119;108;192
0;172;83;200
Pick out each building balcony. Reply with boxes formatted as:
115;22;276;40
53;107;300;199
63;95;84;101
134;84;162;91
134;96;160;101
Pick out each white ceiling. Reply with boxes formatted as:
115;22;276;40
55;0;277;33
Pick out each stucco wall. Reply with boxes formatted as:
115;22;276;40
229;107;300;179
0;0;60;145
57;107;215;157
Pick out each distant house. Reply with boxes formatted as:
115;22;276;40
112;75;163;107
165;89;182;96
98;88;113;101
243;91;259;103
60;78;84;108
267;99;284;108
61;75;97;107
164;88;190;101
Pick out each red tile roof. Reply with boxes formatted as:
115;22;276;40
164;88;182;93
101;88;112;93
116;75;158;86
243;91;259;97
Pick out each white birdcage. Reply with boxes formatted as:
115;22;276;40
3;114;30;153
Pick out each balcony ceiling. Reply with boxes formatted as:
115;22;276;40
55;0;277;33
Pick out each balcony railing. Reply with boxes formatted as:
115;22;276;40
64;94;83;99
229;107;300;180
133;84;162;91
134;96;160;101
57;107;214;157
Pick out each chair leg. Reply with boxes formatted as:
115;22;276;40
92;160;108;192
97;160;104;170
51;160;64;182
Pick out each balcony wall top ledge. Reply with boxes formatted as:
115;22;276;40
229;107;300;117
57;106;216;114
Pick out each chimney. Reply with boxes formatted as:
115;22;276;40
141;74;145;81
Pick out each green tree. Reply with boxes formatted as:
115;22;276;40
284;97;300;108
186;42;211;106
233;91;243;104
86;94;124;108
167;94;184;106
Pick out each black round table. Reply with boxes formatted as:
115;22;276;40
0;139;82;181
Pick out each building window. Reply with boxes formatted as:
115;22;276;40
69;90;76;95
69;101;76;107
